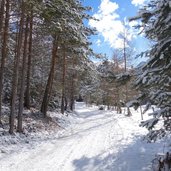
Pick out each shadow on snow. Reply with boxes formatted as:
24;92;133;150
72;135;162;171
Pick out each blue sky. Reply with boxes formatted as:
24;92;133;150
82;0;149;65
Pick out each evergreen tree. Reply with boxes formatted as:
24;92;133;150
130;0;171;140
0;0;10;124
0;0;96;134
40;0;95;116
9;0;25;134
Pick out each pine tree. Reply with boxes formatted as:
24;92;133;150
9;0;25;134
25;6;33;109
40;0;95;116
41;35;59;117
0;0;96;133
0;0;5;35
130;0;171;140
17;15;29;133
0;0;10;124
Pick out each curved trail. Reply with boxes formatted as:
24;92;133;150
0;103;159;171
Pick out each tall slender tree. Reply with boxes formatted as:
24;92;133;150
41;35;59;117
0;0;5;34
61;44;66;114
69;56;77;111
0;0;10;124
25;9;33;109
41;0;95;116
9;0;25;134
17;15;29;132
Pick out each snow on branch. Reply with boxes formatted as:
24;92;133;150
140;118;159;130
126;100;139;110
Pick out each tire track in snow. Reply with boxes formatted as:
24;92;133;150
98;114;125;170
56;139;81;170
56;118;105;170
60;132;96;170
58;112;117;171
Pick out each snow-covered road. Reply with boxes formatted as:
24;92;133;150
0;103;163;171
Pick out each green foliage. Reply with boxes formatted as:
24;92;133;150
131;0;171;141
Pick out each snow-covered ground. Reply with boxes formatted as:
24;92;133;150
0;102;168;171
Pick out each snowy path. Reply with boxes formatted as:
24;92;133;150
0;103;163;171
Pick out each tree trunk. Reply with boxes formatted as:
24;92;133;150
41;36;58;117
69;57;75;111
64;97;67;111
61;45;66;114
0;0;10;124
140;105;143;120
0;0;5;34
69;77;74;111
17;16;29;133
9;1;24;134
25;10;33;109
123;28;131;116
123;36;126;72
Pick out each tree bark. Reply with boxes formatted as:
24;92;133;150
64;97;67;111
69;77;74;111
0;0;10;124
9;1;24;134
0;0;5;34
140;105;143;120
69;57;76;111
61;45;66;114
41;36;58;117
123;27;131;116
17;15;29;133
25;10;33;109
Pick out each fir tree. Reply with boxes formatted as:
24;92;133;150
130;0;171;141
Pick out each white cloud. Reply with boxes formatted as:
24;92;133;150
89;0;136;49
131;0;147;6
99;0;119;15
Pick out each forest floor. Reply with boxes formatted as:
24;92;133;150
0;102;169;171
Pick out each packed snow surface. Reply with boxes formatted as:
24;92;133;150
0;102;165;171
